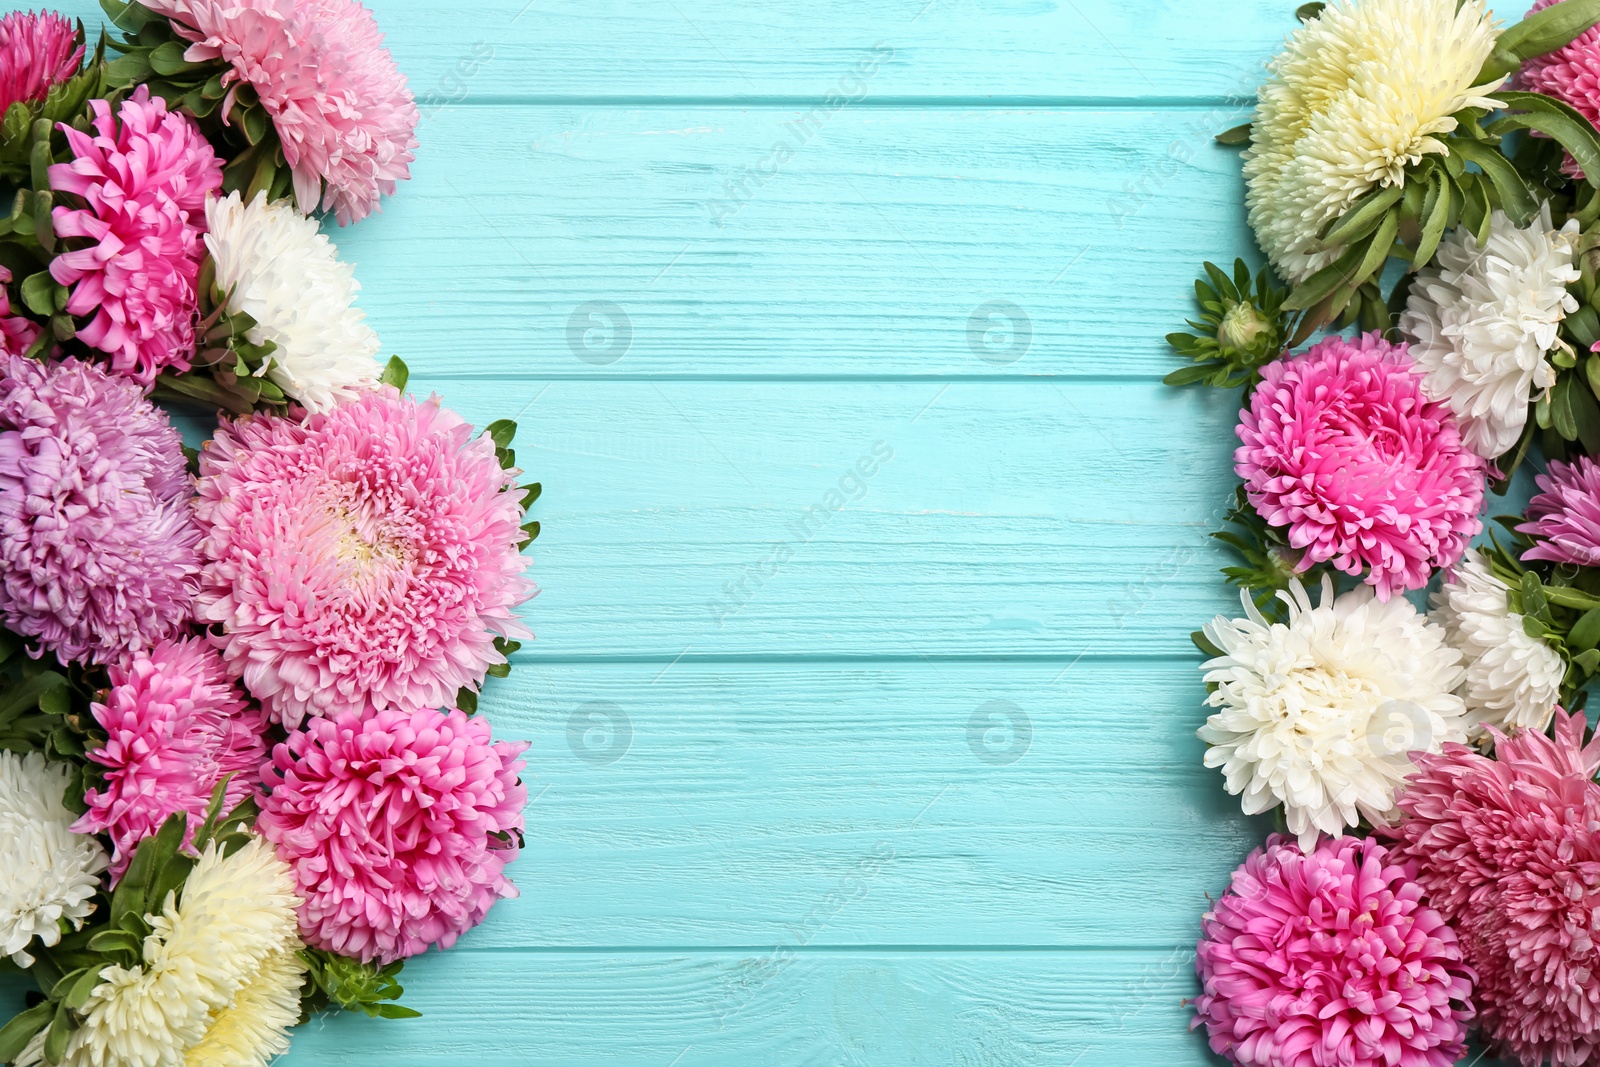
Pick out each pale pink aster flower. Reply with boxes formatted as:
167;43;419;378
1386;711;1600;1067
1518;455;1600;566
194;388;535;727
142;0;419;225
0;11;81;117
48;86;221;383
73;636;267;878
1236;332;1486;599
1193;833;1475;1067
0;355;200;665
258;706;527;963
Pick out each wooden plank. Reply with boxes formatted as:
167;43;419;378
225;948;1207;1066
412;377;1247;660
449;660;1261;948
325;104;1259;380
55;0;1288;103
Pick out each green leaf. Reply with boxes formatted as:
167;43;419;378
20;270;56;316
1573;370;1600;453
379;355;408;391
456;687;478;714
103;50;153;86
1319;184;1404;249
1545;585;1600;610
1163;363;1223;386
0;671;67;727
1553;372;1581;441
1295;1;1325;20
86;929;142;956
484;419;516;450
1524;572;1555;626
1451;138;1540;225
1489;91;1600;187
1284;240;1366;311
42;1001;73;1064
377;1003;424;1019
1214;123;1250;146
1484;0;1600;82
1571;607;1600;654
1416;175;1452;268
520;520;540;544
0;1002;53;1063
240;102;269;146
1577;648;1600;673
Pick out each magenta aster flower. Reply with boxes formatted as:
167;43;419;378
1386;710;1600;1067
1518;455;1600;566
0;355;200;665
73;636;267;878
258;706;527;963
0;11;82;117
194;388;534;727
1236;332;1486;599
1193;833;1474;1067
143;0;418;225
48;86;221;384
0;266;40;358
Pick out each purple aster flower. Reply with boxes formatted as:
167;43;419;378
1519;456;1600;567
0;355;201;663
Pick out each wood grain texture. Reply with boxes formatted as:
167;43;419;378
329;104;1259;380
265;0;1286;103
427;661;1262;948
419;377;1247;659
19;3;1448;1065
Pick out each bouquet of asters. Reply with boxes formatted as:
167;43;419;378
1172;1;1600;1065
0;4;538;1064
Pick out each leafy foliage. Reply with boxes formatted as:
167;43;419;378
98;0;295;202
299;949;420;1021
1206;486;1329;624
1165;259;1297;389
1479;519;1600;711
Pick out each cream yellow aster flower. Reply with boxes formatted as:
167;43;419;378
1244;0;1506;283
19;837;304;1067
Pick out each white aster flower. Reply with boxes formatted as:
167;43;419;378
1243;0;1505;282
180;947;306;1067
205;190;382;414
21;836;304;1067
1198;577;1467;850
1400;208;1581;459
0;750;107;966
1430;549;1564;737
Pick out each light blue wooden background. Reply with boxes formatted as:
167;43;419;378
1;1;1426;1063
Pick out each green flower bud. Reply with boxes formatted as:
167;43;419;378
1217;301;1273;355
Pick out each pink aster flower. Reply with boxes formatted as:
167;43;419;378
73;636;267;878
1386;711;1600;1067
0;11;82;117
0;355;200;665
0;266;40;358
1193;833;1474;1067
258;706;527;963
1521;0;1600;177
48;86;222;384
1518;455;1600;566
143;0;418;225
1236;332;1486;599
194;388;535;727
